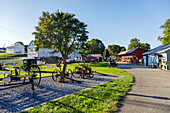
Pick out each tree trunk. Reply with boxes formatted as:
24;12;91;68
59;57;67;83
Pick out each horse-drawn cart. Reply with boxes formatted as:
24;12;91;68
0;59;41;90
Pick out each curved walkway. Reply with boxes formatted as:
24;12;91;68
117;63;170;113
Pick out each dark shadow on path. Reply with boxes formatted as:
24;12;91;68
128;93;170;100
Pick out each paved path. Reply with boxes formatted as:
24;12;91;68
117;63;170;113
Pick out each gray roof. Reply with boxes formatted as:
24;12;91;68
142;44;170;55
74;54;86;57
118;48;138;56
88;54;102;57
49;50;59;53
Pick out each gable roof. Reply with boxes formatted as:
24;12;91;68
88;54;102;57
142;44;170;55
48;50;59;54
75;54;86;58
28;40;34;47
118;48;138;56
6;43;23;48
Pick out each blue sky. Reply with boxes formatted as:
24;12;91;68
0;0;169;49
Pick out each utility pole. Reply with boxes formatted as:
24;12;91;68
3;44;5;58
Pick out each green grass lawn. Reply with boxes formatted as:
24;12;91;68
0;65;47;79
24;62;133;113
0;53;27;59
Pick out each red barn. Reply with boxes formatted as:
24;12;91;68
117;48;148;64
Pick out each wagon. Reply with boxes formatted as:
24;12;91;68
72;64;94;79
51;59;81;83
0;63;41;89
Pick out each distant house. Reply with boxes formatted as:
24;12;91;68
68;50;79;61
74;54;87;61
117;48;147;63
142;44;170;68
87;54;103;62
27;40;79;62
6;43;25;55
27;41;62;63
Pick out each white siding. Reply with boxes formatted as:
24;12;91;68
6;43;25;55
161;53;167;61
68;50;79;61
27;41;38;59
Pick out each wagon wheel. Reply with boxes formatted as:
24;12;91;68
88;68;94;78
72;67;82;78
82;70;88;79
52;69;61;82
29;65;41;86
66;69;73;78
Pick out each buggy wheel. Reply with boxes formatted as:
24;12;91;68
89;73;94;78
29;65;41;86
67;69;73;78
52;69;61;82
72;68;81;78
82;71;88;79
89;68;94;78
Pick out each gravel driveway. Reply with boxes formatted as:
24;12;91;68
0;73;120;113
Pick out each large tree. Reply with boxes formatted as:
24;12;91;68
108;44;120;56
128;38;141;50
16;41;24;46
128;38;150;50
85;39;105;55
158;18;170;45
140;43;150;50
33;10;88;82
120;46;126;52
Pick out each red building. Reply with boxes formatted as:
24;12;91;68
117;48;148;63
86;54;103;62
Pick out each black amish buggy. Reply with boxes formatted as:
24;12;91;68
23;59;37;68
108;59;117;68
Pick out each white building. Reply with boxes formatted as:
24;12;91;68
27;40;79;61
142;44;170;69
6;43;25;55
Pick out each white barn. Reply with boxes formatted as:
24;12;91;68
142;44;170;69
6;43;25;55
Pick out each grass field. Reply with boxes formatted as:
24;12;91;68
0;53;27;60
24;62;133;113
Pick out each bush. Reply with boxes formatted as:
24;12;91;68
85;59;90;63
167;61;170;70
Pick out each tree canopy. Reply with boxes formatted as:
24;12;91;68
33;10;88;82
33;10;88;58
108;44;120;56
16;41;24;46
158;18;170;45
120;46;126;52
128;38;141;50
85;39;105;55
128;38;150;50
140;43;150;50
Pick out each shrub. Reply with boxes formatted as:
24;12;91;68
85;59;90;63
